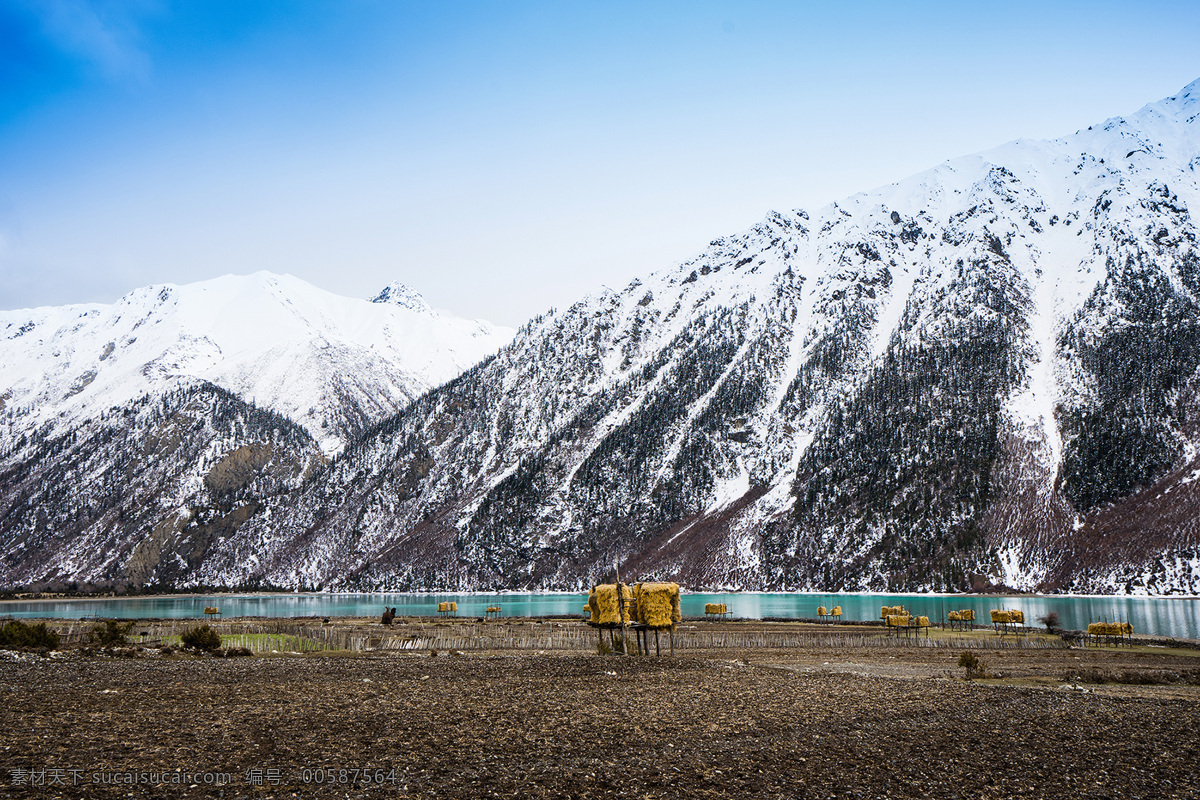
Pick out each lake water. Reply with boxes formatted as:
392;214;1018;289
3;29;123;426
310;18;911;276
3;592;1198;640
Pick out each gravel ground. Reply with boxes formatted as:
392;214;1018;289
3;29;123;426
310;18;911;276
1;640;1198;799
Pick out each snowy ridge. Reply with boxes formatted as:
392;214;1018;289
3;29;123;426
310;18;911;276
0;272;514;454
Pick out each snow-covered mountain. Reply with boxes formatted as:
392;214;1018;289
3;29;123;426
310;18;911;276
0;272;514;454
6;80;1200;594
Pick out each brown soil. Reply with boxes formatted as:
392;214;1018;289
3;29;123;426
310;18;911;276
2;629;1198;799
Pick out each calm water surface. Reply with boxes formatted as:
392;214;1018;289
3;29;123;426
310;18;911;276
3;592;1197;639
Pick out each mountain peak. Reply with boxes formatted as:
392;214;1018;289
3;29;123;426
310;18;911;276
1176;76;1200;102
371;283;433;315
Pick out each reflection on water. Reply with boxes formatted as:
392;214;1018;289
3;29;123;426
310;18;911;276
2;592;1197;639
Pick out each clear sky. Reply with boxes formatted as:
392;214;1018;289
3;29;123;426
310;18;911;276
2;0;1198;327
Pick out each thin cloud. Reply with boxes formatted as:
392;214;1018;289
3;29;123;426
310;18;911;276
25;0;155;83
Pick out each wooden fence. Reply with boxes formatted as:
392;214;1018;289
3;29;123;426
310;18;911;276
45;619;1068;654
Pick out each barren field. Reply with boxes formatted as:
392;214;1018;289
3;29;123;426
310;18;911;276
2;621;1198;799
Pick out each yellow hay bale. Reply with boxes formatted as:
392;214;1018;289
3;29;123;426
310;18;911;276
1121;622;1134;635
438;602;449;613
592;583;635;625
831;606;842;617
704;603;722;615
487;606;501;613
817;606;827;616
948;611;962;621
990;610;1013;624
963;609;975;621
1009;610;1025;624
449;602;457;612
916;616;930;627
886;614;910;628
636;582;680;628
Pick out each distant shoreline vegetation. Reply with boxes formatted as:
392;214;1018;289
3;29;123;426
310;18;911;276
0;581;300;601
4;584;1200;602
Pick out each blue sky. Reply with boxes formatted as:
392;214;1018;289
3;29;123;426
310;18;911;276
2;0;1198;326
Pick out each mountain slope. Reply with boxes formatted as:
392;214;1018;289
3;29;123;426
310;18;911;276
0;383;325;588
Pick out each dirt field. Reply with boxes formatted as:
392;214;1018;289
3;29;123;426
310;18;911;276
2;622;1198;799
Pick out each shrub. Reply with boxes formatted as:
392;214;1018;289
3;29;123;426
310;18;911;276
92;619;134;647
958;650;990;679
1037;611;1060;633
180;625;222;652
0;620;60;650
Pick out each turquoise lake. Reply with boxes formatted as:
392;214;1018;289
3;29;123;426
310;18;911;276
3;592;1198;639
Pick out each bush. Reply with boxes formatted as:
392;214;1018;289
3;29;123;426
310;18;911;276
92;619;134;647
180;625;222;652
1037;611;1060;633
0;620;60;650
958;650;990;679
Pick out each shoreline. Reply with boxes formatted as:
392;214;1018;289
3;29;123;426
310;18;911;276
6;588;1199;603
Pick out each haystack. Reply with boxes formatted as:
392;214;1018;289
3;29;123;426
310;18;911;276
962;609;975;621
990;610;1012;624
886;614;910;627
916;616;930;627
817;606;827;617
590;583;635;626
437;602;449;613
830;606;842;617
948;611;962;621
1121;622;1134;635
1010;610;1025;624
636;582;681;628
